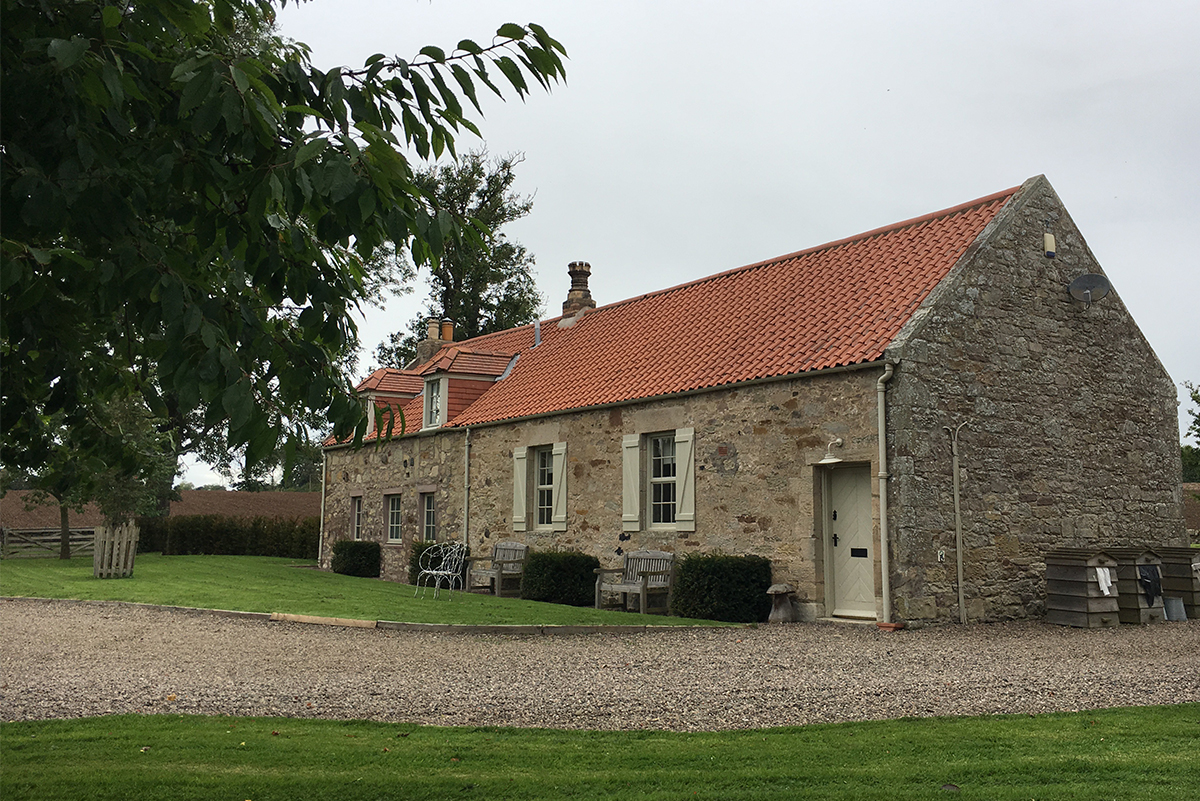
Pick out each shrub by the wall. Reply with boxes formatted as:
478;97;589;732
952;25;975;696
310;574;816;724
162;515;318;559
331;540;382;578
520;551;600;607
670;552;773;622
407;540;470;586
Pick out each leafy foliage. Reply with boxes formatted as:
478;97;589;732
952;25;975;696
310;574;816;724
374;151;542;368
1182;446;1200;483
1;1;567;479
670;552;773;623
520;550;600;607
330;539;382;578
1182;382;1199;482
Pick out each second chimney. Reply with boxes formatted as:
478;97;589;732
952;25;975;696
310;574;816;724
562;261;597;316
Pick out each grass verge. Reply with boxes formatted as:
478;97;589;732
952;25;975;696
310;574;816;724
2;705;1196;800
0;554;724;626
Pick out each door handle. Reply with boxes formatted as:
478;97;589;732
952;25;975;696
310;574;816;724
832;533;839;546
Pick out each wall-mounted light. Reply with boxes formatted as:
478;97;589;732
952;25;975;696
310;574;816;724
817;437;844;465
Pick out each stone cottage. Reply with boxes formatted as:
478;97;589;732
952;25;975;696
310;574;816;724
321;175;1185;624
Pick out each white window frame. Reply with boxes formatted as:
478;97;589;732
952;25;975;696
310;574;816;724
648;434;677;527
420;492;436;541
622;428;694;533
513;442;567;532
350;495;363;540
535;446;555;528
423;377;446;429
386;495;403;542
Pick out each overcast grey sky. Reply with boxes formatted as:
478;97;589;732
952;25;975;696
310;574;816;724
185;0;1199;484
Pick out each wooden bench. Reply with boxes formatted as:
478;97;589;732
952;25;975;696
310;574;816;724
466;541;529;597
594;549;676;614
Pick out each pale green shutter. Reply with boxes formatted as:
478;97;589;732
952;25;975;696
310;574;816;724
674;428;695;532
551;442;568;532
622;434;641;532
512;447;527;532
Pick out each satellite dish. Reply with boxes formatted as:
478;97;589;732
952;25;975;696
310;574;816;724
1068;273;1111;306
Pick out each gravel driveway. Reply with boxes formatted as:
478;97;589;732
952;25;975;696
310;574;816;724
3;598;1197;731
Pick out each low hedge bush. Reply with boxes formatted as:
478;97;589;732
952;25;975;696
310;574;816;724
407;540;469;586
136;516;169;553
161;514;319;559
331;540;382;578
670;552;773;622
520;551;600;607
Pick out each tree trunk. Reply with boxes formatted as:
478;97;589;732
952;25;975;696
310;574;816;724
58;503;71;559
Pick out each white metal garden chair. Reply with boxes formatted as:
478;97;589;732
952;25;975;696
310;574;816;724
414;541;467;599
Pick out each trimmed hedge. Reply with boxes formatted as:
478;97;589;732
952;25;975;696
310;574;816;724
520;551;600;607
331;540;382;578
669;552;773;623
407;540;469;586
136;516;169;553
158;514;318;559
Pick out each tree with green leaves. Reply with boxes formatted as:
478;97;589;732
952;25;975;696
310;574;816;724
374;151;543;368
1182;381;1200;482
8;398;176;557
2;1;566;486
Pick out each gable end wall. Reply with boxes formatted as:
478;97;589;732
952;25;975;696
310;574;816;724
885;177;1185;623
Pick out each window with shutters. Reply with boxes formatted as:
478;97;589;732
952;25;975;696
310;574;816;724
622;428;695;534
512;443;567;532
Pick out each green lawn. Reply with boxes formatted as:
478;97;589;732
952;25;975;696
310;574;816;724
3;705;1196;800
0;554;724;626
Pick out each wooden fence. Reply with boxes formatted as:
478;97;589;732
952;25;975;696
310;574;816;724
0;528;96;559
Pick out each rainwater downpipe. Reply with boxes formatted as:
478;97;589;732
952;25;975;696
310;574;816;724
318;451;327;567
463;428;471;548
945;422;968;624
876;362;895;624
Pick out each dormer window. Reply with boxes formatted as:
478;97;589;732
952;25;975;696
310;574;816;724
423;377;446;429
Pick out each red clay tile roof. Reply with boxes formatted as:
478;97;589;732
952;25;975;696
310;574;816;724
169;490;321;519
418;347;517;377
357;368;424;396
343;185;1019;436
1184;484;1200;531
1;490;105;530
1;489;321;528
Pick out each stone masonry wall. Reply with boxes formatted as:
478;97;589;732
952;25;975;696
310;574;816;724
464;369;882;620
322;428;467;583
323;369;884;618
885;176;1185;623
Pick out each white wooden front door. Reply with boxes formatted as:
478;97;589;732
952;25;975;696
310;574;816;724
829;465;875;619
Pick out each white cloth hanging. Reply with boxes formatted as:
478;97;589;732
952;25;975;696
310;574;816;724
1095;566;1113;596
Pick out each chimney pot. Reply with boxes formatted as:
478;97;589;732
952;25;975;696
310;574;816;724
440;318;454;341
425;317;440;340
562;261;597;316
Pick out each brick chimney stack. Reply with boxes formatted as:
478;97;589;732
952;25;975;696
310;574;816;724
562;261;597;316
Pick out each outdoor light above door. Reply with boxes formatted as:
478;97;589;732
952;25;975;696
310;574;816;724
817;437;844;465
